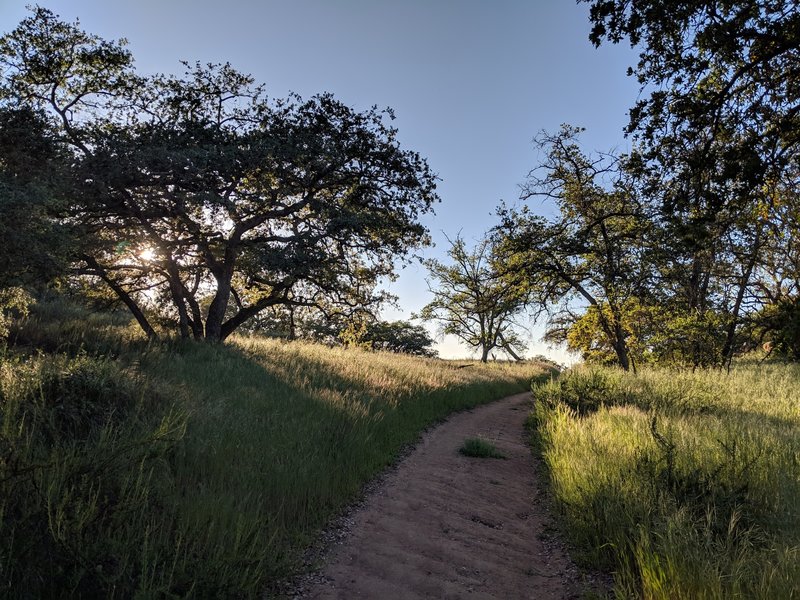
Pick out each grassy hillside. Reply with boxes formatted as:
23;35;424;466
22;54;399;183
531;364;800;599
1;301;551;598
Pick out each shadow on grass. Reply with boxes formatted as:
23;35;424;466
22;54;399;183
6;300;551;597
122;336;545;595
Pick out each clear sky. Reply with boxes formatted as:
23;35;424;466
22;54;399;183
0;1;641;363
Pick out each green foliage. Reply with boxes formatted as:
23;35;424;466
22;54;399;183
361;319;437;357
752;297;800;360
583;0;799;179
1;300;549;597
556;298;651;367
579;0;800;369
338;317;372;350
497;123;783;369
497;126;651;371
648;309;729;367
0;106;73;289
532;364;800;598
532;367;630;416
0;287;32;341
459;437;506;459
0;352;186;598
557;300;732;368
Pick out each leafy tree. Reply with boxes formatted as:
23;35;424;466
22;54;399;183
496;126;652;371
0;7;438;343
361;320;437;357
418;235;528;362
583;0;799;186
583;0;800;365
0;106;73;289
546;297;653;366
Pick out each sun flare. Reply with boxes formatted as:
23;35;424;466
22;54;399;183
139;248;156;262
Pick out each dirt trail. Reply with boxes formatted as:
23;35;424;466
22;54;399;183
299;392;581;599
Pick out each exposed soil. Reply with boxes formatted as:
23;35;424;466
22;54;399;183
285;392;588;599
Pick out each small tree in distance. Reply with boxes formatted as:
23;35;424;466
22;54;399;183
417;235;528;362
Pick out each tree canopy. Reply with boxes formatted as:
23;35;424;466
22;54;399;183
496;126;651;371
0;7;438;342
569;0;800;368
583;0;799;176
0;106;73;289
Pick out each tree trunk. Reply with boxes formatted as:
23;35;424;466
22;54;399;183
288;305;296;341
205;278;231;342
205;247;238;341
186;298;205;340
722;227;762;369
218;287;292;342
498;333;522;361
166;262;190;339
480;345;490;363
612;322;631;371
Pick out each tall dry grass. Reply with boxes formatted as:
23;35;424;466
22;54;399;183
1;300;551;597
531;364;800;599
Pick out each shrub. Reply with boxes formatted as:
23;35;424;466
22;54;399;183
459;437;506;459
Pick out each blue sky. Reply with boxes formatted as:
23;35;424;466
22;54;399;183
0;1;640;362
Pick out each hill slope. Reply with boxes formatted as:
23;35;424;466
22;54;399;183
1;303;552;597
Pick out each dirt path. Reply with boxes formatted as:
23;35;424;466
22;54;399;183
298;392;582;599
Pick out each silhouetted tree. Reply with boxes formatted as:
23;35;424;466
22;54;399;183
0;7;438;342
419;235;528;362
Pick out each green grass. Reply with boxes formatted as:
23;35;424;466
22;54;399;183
459;437;506;459
530;364;800;599
1;300;552;597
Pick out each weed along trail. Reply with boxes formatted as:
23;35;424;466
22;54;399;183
300;392;580;599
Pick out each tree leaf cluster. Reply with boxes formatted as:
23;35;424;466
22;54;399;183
0;6;439;342
486;2;800;369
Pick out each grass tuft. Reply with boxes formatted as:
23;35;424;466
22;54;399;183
459;437;506;459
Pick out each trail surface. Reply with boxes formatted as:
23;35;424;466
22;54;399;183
300;392;581;599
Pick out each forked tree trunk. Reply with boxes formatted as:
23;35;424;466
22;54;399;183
205;281;230;342
722;227;761;370
205;253;237;342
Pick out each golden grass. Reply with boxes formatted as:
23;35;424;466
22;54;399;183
532;364;800;599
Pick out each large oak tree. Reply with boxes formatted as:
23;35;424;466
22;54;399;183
0;7;438;342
